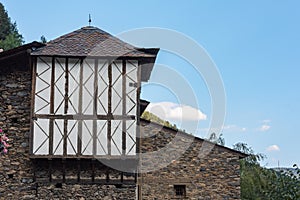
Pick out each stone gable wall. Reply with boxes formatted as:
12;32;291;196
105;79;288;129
140;121;241;200
0;70;136;199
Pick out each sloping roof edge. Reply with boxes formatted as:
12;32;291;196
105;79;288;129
0;41;45;61
140;118;249;159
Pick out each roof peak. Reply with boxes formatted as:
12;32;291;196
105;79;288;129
81;26;98;30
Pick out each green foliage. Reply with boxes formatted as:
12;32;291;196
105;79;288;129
141;111;179;131
233;142;266;164
233;143;300;199
264;165;300;200
208;132;225;146
40;35;47;44
0;3;23;50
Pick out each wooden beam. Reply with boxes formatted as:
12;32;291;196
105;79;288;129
29;154;138;160
34;114;135;120
136;61;141;154
29;56;37;155
93;59;98;156
137;61;142;200
63;58;69;156
122;60;127;155
107;61;112;155
77;59;84;155
49;57;55;155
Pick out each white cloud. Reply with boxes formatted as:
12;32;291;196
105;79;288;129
197;124;247;133
259;125;271;132
266;145;280;152
262;119;271;123
223;125;247;132
258;119;271;132
146;102;207;121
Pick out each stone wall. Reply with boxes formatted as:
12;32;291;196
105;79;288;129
0;70;35;198
0;70;136;199
139;121;242;200
0;69;243;199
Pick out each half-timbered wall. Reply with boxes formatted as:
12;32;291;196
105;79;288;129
32;56;139;157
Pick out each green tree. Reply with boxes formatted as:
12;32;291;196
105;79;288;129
208;132;225;146
233;142;300;199
265;164;300;199
0;3;23;50
233;143;270;199
40;35;47;44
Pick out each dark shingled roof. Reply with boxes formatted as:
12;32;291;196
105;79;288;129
140;118;249;159
31;26;158;58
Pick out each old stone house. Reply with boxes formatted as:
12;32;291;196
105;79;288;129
0;26;246;199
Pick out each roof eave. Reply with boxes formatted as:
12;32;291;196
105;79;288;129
138;48;160;82
0;41;45;61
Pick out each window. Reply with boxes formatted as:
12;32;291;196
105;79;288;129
31;57;139;157
174;185;186;197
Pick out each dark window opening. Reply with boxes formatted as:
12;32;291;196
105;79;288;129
174;185;186;197
11;117;18;123
7;174;13;179
115;184;122;188
55;183;62;188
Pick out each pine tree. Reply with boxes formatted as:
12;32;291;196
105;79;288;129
0;3;23;50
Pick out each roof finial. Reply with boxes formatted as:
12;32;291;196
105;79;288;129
88;14;92;26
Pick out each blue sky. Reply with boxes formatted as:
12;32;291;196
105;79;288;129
1;0;300;167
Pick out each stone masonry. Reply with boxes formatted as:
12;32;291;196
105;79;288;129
0;70;136;199
140;121;243;200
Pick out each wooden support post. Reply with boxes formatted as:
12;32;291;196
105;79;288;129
122;60;127;155
137;61;142;200
63;58;69;156
49;57;55;155
30;57;37;154
93;59;98;156
77;59;84;156
136;61;141;153
107;61;112;155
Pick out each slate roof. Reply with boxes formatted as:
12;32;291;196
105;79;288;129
0;41;44;61
31;26;158;58
140;118;248;159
